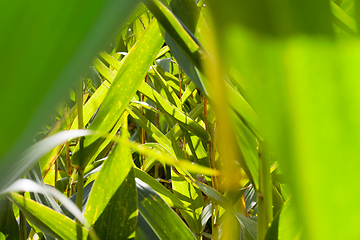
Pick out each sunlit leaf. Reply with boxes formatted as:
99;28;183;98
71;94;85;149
134;167;185;209
72;19;164;170
8;192;88;240
84;116;136;234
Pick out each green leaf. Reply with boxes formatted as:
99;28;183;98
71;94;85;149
72;19;165;170
2;179;85;226
134;167;185;209
92;170;137;239
138;82;210;142
225;81;260;136
127;105;174;155
85;115;137;238
145;0;199;53
146;0;207;93
0;0;143;179
136;178;197;240
277;199;303;240
119;137;218;176
148;67;182;109
136;213;160;240
229;110;259;189
0;130;92;192
331;1;358;35
191;178;257;238
8;192;88;240
26;163;63;214
39;94;85;175
170;135;204;234
171;167;204;234
93;55;210;143
0;197;19;240
70;80;109;131
181;81;197;104
83;112;125;168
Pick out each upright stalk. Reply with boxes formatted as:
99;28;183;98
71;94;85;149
65;141;71;197
19;191;26;240
203;96;208;132
178;68;186;157
54;158;58;183
141;75;148;170
76;78;84;131
76;168;84;211
155;111;160;178
257;142;273;240
75;78;84;239
209;120;219;237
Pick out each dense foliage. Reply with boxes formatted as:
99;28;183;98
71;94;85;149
0;0;359;239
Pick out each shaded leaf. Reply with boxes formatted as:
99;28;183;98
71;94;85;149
134;167;185;209
136;178;196;240
0;197;19;240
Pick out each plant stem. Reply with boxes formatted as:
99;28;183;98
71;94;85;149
209;121;218;191
257;142;273;240
76;168;84;211
54;158;58;203
76;78;84;130
75;77;84;240
76;160;84;240
66;141;71;197
54;158;58;183
203;96;208;132
141;75;148;170
19;191;26;240
155;112;159;178
178;69;187;157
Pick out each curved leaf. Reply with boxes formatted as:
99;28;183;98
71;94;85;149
136;178;196;240
0;130;92;192
8;193;88;240
0;197;19;240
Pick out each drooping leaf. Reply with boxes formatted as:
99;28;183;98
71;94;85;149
148;67;182;108
72;19;165;170
170;138;204;234
144;0;207;94
26;163;63;214
136;212;160;240
138;82;210;142
85;115;137;240
0;130;92;192
92;170;137;240
8;192;88;240
1;179;85;226
331;1;358;35
134;167;185;209
136;178;196;240
39;93;88;176
127;105;174;155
